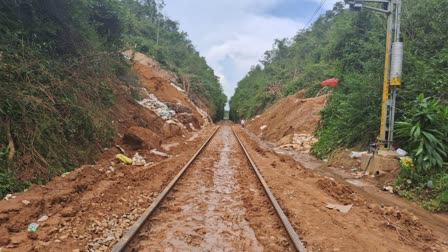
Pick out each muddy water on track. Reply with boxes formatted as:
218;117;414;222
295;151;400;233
128;126;291;251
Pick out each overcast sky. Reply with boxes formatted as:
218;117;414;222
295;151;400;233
164;0;340;107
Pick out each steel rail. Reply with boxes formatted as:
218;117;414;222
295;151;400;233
232;127;307;252
111;126;221;252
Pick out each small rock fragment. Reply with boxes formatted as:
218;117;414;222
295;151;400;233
61;207;78;217
27;232;38;240
11;239;21;245
0;238;11;246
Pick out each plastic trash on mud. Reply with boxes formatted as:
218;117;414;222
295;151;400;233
132;152;146;166
396;148;408;156
383;185;394;194
150;149;172;158
325;203;353;213
350;151;367;159
136;88;176;121
115;154;132;165
27;223;39;232
37;215;48;222
170;82;185;92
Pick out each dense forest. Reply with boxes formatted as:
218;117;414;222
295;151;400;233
230;0;448;210
0;0;226;193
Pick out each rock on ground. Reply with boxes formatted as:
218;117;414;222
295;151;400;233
123;126;162;150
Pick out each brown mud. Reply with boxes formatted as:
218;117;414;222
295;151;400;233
247;90;328;143
0;126;217;251
1;124;447;251
235;126;448;252
128;126;293;251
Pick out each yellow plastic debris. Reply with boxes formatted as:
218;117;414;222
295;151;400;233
399;156;413;168
115;154;132;165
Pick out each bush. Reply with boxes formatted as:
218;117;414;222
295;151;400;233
0;172;28;197
395;94;448;211
312;73;382;158
395;94;448;173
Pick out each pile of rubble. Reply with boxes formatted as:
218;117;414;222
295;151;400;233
137;88;176;121
85;193;158;251
277;134;318;153
86;210;140;251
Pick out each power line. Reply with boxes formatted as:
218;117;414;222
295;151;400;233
304;0;328;30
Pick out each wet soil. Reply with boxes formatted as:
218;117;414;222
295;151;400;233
129;126;292;251
0;127;217;251
247;90;328;142
235;126;448;252
246;128;448;244
1;123;447;252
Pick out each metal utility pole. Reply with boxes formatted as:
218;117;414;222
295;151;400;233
348;0;403;149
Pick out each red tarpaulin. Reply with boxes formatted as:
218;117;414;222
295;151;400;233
320;78;339;86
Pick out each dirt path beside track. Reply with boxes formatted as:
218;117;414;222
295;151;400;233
234;126;448;252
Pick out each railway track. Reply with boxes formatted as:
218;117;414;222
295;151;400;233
112;125;306;252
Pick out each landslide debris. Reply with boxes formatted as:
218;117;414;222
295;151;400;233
123;127;163;150
0;49;217;251
247;90;328;153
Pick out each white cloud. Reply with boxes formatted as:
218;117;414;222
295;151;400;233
164;0;338;108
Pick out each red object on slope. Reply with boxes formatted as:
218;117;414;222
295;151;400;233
320;78;339;86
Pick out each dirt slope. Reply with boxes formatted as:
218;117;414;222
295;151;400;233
236;127;448;252
0;51;216;251
132;62;207;126
0;127;217;251
247;90;328;151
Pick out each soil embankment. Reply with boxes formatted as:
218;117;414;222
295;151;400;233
235;127;448;251
247;90;328;142
242;89;448;250
0;52;215;251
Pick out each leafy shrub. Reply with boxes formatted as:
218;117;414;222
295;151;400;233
0;0;226;195
312;72;382;158
395;94;448;211
395;94;448;173
0;172;28;198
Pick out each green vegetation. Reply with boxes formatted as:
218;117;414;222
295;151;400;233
230;0;447;210
395;95;448;211
230;0;447;153
0;0;225;196
119;0;226;120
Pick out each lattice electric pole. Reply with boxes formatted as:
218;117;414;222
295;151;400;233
348;0;403;149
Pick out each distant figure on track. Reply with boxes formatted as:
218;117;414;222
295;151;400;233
241;119;246;128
